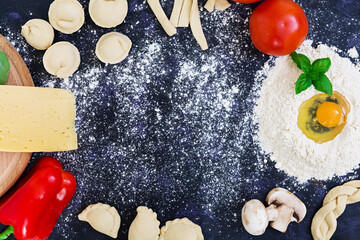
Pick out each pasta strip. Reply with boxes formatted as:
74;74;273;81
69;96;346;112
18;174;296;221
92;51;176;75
189;0;208;50
204;0;215;12
178;0;192;27
147;0;177;36
170;0;184;27
215;0;231;11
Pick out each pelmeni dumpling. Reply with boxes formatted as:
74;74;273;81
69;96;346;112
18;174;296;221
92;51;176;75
95;32;132;64
78;203;121;239
43;41;80;78
159;218;204;240
89;0;128;28
128;206;160;240
48;0;85;34
21;19;54;50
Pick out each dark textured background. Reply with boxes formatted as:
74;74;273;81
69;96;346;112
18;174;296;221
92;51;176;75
0;0;360;239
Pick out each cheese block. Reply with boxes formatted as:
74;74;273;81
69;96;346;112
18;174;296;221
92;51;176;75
0;85;77;152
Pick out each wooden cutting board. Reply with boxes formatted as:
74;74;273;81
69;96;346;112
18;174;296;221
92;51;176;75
0;34;34;197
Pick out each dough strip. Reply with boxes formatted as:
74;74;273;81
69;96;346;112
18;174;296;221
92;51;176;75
147;0;177;36
215;0;231;11
204;0;216;12
170;0;184;27
189;0;208;50
178;0;192;27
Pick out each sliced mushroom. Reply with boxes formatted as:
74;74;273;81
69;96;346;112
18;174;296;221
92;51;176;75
265;188;307;233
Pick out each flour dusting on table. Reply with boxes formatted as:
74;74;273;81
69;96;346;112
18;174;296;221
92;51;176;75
255;40;360;182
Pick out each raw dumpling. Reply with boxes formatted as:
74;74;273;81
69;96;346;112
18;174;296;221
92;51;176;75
48;0;85;34
78;203;121;239
95;32;132;64
21;19;54;50
89;0;128;28
159;218;204;240
128;206;160;240
43;41;80;78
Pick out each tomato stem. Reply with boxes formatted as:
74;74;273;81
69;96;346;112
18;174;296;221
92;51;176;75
0;226;13;239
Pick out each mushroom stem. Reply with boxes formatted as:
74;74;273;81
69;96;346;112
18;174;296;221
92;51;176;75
269;205;294;233
265;205;279;221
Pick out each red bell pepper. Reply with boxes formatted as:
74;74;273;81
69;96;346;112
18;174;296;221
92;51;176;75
0;156;76;240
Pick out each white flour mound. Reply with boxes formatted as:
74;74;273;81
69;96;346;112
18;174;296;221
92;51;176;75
255;40;360;182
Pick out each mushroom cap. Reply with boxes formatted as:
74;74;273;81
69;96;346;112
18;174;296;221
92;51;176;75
265;188;307;223
241;199;268;236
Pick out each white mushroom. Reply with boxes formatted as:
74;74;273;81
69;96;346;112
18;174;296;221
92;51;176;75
242;199;280;235
242;188;306;236
242;199;268;235
265;188;307;233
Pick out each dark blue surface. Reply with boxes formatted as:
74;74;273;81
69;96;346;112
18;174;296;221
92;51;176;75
0;0;360;239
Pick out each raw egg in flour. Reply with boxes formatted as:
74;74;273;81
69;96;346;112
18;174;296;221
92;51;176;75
297;91;350;143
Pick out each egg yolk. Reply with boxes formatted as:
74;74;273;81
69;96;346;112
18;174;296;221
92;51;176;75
316;102;343;128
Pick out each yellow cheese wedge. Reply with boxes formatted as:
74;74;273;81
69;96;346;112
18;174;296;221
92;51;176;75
0;85;77;152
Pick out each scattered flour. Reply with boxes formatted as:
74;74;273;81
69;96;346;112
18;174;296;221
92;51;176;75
348;47;359;59
255;40;360;182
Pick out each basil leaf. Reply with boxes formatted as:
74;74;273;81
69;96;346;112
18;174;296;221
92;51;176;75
0;51;10;85
312;57;331;74
290;51;311;73
313;74;333;95
295;73;312;94
309;71;320;81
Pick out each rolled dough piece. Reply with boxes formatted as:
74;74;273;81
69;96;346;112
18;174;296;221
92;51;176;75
78;203;121;239
170;0;184;27
128;206;160;240
215;0;231;11
95;32;132;64
48;0;85;34
189;0;208;50
178;0;192;27
43;41;81;78
21;19;54;50
311;180;360;240
159;218;204;240
89;0;128;28
147;0;177;36
204;0;215;12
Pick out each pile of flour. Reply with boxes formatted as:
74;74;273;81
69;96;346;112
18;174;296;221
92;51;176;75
255;40;360;182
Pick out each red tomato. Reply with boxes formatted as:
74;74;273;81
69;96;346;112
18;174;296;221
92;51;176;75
233;0;261;3
249;0;308;56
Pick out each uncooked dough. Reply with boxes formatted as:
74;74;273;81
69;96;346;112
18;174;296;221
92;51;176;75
43;41;81;78
147;0;177;36
311;180;360;240
48;0;85;34
78;203;121;239
215;0;231;11
204;0;215;12
89;0;128;28
21;19;54;50
189;0;208;50
178;0;192;27
95;32;132;64
159;218;204;240
170;0;184;27
128;206;160;240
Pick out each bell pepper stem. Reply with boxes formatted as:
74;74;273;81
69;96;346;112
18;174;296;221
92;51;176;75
0;226;13;239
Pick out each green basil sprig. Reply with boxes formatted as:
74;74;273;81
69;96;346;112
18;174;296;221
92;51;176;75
290;51;332;95
0;51;10;85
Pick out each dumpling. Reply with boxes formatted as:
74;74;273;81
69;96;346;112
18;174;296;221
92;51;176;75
159;218;204;240
78;203;121;238
128;206;160;240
